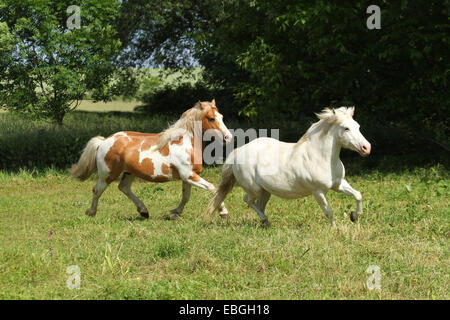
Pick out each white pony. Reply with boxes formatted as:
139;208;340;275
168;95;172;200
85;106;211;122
207;107;371;226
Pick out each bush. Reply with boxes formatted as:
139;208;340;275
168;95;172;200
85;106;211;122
135;74;163;102
135;82;243;119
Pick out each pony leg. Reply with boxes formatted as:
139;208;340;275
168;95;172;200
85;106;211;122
334;179;362;222
255;190;271;212
182;172;229;217
313;191;335;227
118;173;149;218
244;192;271;227
170;181;192;219
86;178;109;216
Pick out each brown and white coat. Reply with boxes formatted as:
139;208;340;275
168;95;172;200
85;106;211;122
72;100;232;219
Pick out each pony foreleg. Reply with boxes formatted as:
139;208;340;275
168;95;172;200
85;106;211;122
313;192;335;227
170;182;192;219
182;173;229;218
334;179;362;222
118;173;149;218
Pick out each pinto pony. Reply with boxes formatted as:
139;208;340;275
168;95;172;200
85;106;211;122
207;107;371;227
72;100;232;219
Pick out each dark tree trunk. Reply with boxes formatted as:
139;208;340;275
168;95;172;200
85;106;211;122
53;113;65;127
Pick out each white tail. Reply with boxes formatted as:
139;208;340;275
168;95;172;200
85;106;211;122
206;164;235;215
71;136;105;181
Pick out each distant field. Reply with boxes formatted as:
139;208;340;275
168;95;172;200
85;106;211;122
76;100;143;112
2;67;203;114
146;67;203;85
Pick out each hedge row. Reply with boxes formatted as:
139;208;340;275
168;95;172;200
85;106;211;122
0;111;169;171
0;108;447;172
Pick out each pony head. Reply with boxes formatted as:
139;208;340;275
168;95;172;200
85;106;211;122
198;99;233;144
316;107;371;157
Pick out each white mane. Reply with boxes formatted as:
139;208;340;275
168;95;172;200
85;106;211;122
297;106;355;144
315;106;355;124
154;102;215;150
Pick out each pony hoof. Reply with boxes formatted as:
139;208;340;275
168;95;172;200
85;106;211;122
139;210;149;219
350;211;358;222
261;220;270;228
85;209;96;217
219;213;230;219
170;213;181;220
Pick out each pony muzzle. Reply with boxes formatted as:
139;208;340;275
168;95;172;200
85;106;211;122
359;143;371;157
223;133;233;144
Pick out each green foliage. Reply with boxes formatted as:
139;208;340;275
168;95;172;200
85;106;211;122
0;111;170;170
0;0;122;124
196;0;449;146
136;81;241;119
116;0;217;68
135;73;163;101
117;0;449;153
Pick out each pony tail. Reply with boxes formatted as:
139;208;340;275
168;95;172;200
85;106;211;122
206;164;235;216
71;136;105;181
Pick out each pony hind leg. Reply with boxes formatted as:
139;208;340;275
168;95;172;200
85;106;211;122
255;190;271;212
85;146;122;217
118;173;149;218
85;161;116;217
170;181;192;219
244;191;271;227
86;178;109;216
180;172;229;218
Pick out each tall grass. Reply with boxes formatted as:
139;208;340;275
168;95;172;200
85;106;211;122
0;112;172;171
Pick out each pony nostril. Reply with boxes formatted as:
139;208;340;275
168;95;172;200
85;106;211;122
361;144;371;154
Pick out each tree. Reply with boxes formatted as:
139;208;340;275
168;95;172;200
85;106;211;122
115;0;450;149
197;0;449;145
116;0;210;69
0;0;122;125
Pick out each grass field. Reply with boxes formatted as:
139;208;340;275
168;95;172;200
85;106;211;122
0;164;448;299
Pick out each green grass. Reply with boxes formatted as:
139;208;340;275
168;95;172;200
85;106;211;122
0;165;448;299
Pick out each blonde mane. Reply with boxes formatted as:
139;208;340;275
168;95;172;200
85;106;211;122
154;102;216;150
297;106;355;144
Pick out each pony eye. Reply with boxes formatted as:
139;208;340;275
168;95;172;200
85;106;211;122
207;117;215;122
345;127;350;131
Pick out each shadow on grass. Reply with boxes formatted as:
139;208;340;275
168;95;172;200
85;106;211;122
119;216;150;222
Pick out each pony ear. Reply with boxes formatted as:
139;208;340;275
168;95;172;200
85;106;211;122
332;108;336;115
348;106;355;117
211;99;216;106
198;101;206;109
